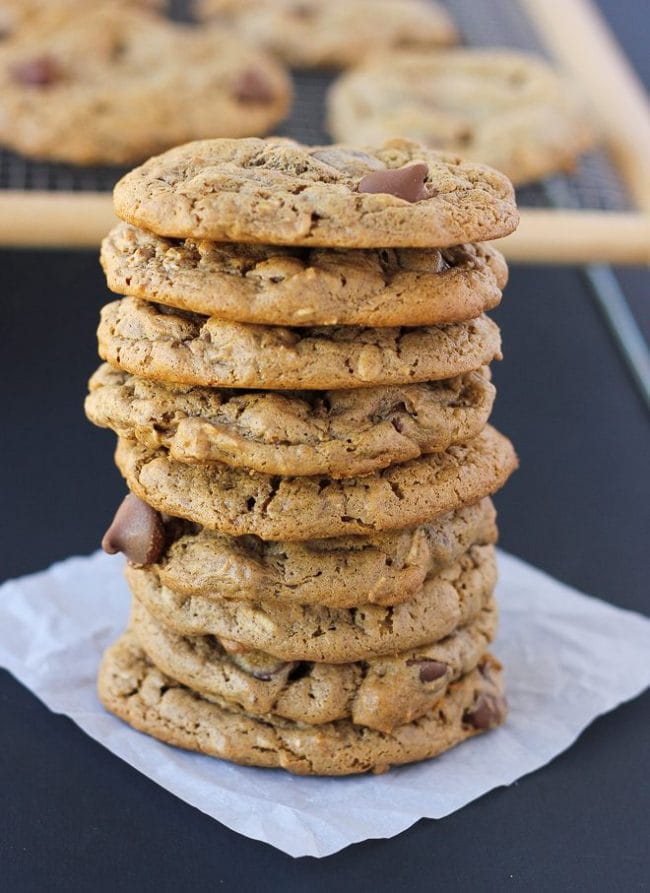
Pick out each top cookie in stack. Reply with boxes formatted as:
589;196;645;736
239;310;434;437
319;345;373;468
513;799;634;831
89;137;518;775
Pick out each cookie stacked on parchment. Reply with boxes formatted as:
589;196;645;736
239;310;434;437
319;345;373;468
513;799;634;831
86;137;519;776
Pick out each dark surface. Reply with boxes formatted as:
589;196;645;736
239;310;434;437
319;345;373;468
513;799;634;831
2;3;649;891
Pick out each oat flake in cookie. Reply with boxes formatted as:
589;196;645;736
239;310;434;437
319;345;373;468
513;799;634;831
0;8;291;164
112;137;519;247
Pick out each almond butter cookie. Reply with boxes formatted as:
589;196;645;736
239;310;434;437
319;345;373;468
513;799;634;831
101;224;507;327
98;633;506;775
114;426;517;540
152;498;497;608
196;0;457;68
0;8;291;164
97;298;502;390
131;597;497;732
86;364;496;477
112;138;519;247
127;543;496;662
328;50;595;185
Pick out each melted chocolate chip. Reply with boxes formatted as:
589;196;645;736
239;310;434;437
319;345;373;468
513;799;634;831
232;68;275;104
358;163;428;202
463;693;507;730
406;658;448;683
10;56;60;87
291;3;316;19
101;494;165;566
252;661;295;681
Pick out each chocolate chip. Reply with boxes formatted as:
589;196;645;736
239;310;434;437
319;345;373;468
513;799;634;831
291;3;316;19
10;56;60;87
101;494;165;566
252;661;295;681
232;68;275;104
406;658;447;682
358;163;429;202
463;693;507;730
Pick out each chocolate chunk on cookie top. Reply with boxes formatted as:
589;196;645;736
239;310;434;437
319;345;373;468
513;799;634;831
113;137;518;248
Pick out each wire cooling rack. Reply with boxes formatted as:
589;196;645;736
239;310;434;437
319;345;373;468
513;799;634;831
0;0;647;402
0;0;648;266
0;0;633;211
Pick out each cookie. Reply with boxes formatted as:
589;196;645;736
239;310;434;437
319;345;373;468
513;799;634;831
127;543;496;662
155;498;497;608
114;426;517;540
328;50;596;186
86;364;496;478
0;0;163;40
196;0;457;69
97;298;502;391
131;597;497;732
98;633;506;775
101;224;507;327
0;8;291;164
112;137;519;248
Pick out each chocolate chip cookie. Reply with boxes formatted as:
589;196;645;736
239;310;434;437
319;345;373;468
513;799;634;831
114;426;518;540
97;298;502;390
127;543;496;662
101;224;507;327
0;8;291;164
86;364;496;477
328;50;596;185
131;597;497;732
98;633;507;775
196;0;457;68
112;138;519;247
153;498;497;608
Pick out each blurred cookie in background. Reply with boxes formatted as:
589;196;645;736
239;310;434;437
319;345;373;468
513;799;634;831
0;0;165;40
328;49;597;185
0;5;291;164
195;0;457;68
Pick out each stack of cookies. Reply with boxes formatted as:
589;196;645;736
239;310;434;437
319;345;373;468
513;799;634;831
86;137;519;776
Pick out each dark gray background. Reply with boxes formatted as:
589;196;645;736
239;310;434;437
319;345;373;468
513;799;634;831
1;1;648;889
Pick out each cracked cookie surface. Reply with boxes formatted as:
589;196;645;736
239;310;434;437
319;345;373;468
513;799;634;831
196;0;457;69
101;224;507;327
132;598;497;732
98;298;502;390
115;426;517;540
99;633;506;775
86;364;496;477
0;8;291;164
113;137;519;248
328;50;595;186
152;498;497;608
127;543;496;662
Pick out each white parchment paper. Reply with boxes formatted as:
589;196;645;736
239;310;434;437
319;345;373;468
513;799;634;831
1;549;649;858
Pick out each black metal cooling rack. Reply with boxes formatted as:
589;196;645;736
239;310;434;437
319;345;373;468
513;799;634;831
0;0;633;210
0;0;647;404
